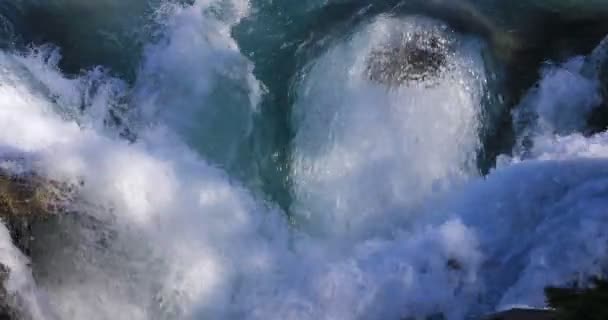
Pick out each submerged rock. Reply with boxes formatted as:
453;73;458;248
366;30;452;87
545;278;608;320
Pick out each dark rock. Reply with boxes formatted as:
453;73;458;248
366;31;452;87
0;167;72;256
0;163;76;320
545;277;608;320
447;258;463;271
401;312;446;320
482;308;556;320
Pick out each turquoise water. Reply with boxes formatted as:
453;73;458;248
0;1;608;319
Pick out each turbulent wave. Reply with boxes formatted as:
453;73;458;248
0;0;607;319
290;15;491;241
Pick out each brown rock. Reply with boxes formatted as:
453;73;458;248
0;167;71;255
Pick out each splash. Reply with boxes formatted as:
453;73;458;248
290;15;490;242
0;1;607;320
0;1;294;319
132;0;263;176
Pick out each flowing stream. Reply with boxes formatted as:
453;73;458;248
1;0;608;319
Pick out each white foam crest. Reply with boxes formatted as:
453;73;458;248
4;2;608;319
133;0;261;168
514;56;602;138
0;223;52;320
0;22;296;320
242;218;483;320
291;15;488;242
443;36;608;312
0;32;489;320
529;132;608;160
444;151;608;311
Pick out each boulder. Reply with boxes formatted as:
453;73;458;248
545;278;608;320
0;163;74;319
482;308;556;320
0;167;70;256
366;30;452;87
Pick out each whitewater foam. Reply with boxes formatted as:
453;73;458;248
0;1;608;320
132;0;262;172
290;15;490;242
0;1;294;319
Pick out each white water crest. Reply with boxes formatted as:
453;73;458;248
0;1;292;319
452;35;608;311
132;0;262;169
0;1;608;320
291;15;489;242
0;35;479;320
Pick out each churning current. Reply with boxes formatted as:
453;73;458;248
0;0;608;319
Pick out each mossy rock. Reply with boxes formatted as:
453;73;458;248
0;165;76;320
0;167;73;255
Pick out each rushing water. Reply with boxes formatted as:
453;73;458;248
1;0;608;319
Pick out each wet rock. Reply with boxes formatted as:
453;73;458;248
366;31;452;87
0;264;18;320
0;166;72;256
0;163;76;320
482;308;556;320
401;313;445;320
545;277;608;320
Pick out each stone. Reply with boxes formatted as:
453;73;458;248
0;162;76;320
366;31;452;87
483;308;556;320
0;168;70;256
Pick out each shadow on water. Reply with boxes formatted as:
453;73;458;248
0;1;28;48
20;0;160;82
